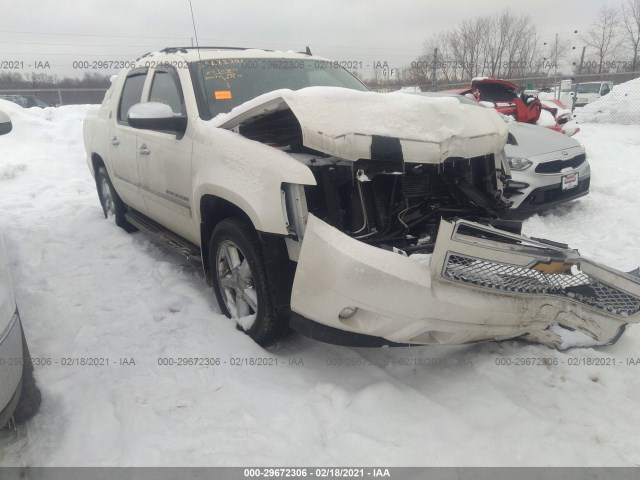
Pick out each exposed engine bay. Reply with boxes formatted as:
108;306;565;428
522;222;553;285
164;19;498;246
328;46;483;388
236;108;517;254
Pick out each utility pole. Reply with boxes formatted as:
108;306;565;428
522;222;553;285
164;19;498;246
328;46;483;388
431;47;438;92
554;33;559;100
571;46;586;113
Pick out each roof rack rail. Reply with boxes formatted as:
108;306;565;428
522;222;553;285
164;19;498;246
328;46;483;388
159;46;273;54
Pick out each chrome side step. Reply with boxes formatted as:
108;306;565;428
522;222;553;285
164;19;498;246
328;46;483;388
125;210;201;264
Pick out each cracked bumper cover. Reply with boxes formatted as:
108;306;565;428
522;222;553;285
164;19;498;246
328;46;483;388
290;215;640;348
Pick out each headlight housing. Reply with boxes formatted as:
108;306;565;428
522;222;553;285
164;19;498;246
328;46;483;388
508;157;533;171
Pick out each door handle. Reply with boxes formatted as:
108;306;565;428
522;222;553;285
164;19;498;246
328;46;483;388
111;137;120;146
137;144;151;155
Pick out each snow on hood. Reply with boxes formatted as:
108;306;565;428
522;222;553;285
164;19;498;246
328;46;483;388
215;87;508;164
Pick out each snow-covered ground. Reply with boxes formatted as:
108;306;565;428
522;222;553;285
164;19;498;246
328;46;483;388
1;99;640;466
574;78;640;125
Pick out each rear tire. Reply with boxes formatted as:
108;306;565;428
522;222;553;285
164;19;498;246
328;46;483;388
209;217;292;347
96;166;136;232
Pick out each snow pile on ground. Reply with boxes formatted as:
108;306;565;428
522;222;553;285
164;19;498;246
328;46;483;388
1;101;640;466
574;77;640;124
398;86;421;93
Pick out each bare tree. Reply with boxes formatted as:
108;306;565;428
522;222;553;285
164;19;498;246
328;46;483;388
539;36;571;76
407;8;542;86
504;15;539;77
622;0;640;71
450;17;489;79
582;5;622;73
483;11;514;77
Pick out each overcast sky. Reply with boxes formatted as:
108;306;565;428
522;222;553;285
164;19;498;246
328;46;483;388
0;0;618;79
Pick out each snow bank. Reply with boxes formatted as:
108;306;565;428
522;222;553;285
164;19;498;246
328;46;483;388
574;77;640;124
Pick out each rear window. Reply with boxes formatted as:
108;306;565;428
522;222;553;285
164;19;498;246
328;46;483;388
191;58;369;119
118;69;148;122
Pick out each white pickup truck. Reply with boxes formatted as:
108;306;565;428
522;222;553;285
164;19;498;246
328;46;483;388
83;47;640;349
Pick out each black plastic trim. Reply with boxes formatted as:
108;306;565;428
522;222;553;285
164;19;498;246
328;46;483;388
501;178;590;218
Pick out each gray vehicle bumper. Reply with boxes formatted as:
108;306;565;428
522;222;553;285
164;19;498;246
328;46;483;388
0;309;24;427
504;176;590;218
505;153;591;216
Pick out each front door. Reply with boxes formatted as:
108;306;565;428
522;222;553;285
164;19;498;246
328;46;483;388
109;68;147;213
136;67;194;241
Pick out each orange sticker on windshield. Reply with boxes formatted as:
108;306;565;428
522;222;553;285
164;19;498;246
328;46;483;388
214;90;232;100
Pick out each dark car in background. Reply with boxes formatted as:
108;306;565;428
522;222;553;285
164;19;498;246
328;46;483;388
0;94;53;108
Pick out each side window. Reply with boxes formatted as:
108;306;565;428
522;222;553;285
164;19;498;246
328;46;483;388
118;68;148;123
601;84;611;96
149;69;185;115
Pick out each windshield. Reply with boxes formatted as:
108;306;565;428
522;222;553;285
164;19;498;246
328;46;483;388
577;83;602;94
191;58;370;119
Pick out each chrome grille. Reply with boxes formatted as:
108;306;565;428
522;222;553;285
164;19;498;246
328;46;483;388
443;253;640;317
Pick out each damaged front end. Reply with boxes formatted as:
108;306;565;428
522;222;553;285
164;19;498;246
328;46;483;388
296;150;517;256
219;88;640;349
290;215;640;349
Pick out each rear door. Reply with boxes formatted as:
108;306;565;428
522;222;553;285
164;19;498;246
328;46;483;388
109;67;147;212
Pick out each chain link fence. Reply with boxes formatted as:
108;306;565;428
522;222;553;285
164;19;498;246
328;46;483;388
2;73;640;125
0;88;108;107
371;71;640;125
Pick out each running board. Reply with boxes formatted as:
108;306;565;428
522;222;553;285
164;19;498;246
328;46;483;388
125;210;201;264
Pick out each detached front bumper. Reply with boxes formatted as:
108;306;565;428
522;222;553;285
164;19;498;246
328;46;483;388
290;215;640;349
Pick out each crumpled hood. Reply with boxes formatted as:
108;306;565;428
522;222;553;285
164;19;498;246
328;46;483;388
216;87;508;163
505;122;582;157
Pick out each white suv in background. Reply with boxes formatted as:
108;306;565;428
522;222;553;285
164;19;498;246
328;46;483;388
572;81;613;108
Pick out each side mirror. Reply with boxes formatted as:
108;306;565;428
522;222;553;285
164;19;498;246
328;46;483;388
0;110;12;136
127;102;187;134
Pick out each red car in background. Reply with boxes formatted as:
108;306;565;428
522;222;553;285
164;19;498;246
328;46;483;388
445;78;579;136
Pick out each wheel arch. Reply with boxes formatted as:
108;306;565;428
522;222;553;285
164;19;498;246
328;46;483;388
199;193;265;285
90;152;105;177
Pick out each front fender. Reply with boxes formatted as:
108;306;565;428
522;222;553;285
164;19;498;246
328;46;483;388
192;121;316;235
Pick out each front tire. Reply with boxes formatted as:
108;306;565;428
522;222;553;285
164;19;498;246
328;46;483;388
209;217;291;347
96;166;136;232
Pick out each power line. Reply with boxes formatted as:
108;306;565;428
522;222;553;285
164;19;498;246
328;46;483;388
0;41;173;48
0;29;420;53
0;30;192;39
